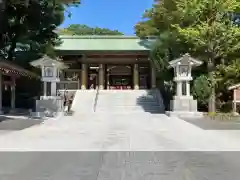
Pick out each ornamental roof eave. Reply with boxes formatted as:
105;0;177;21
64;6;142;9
168;53;203;68
0;59;39;78
228;83;240;90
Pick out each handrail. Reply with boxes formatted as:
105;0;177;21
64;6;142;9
154;88;165;113
93;87;100;112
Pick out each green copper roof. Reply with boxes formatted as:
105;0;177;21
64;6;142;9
55;35;154;51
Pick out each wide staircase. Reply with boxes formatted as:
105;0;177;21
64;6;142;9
71;90;97;114
95;90;164;113
71;89;165;114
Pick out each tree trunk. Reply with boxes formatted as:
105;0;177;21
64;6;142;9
8;36;17;61
208;59;216;112
0;0;5;51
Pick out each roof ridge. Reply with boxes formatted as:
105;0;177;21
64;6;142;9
59;35;140;39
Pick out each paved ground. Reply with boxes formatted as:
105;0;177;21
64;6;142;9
0;113;240;179
0;113;239;151
1;151;240;180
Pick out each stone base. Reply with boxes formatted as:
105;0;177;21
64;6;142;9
166;111;203;118
170;96;197;112
9;108;17;114
40;96;62;100
30;112;45;119
36;97;64;116
232;112;239;116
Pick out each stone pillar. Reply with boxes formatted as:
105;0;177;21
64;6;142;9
186;81;190;96
98;64;104;90
10;76;16;111
0;72;3;114
43;81;47;96
151;63;156;88
81;63;88;90
51;82;57;96
133;64;139;90
176;81;182;96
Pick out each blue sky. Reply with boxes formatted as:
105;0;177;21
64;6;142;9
61;0;154;35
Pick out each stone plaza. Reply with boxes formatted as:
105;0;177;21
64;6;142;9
1;112;240;179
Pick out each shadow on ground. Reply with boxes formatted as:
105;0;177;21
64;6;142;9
136;90;165;114
183;117;240;130
0;116;43;131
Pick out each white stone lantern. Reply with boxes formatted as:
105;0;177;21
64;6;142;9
167;53;203;118
30;55;68;97
169;53;202;96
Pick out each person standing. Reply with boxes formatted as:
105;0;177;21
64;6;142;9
63;89;68;112
67;94;74;112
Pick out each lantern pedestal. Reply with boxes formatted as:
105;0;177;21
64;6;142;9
166;95;203;118
35;96;64;118
171;95;197;111
166;111;203;118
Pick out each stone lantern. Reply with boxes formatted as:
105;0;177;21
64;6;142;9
30;55;68;97
167;53;203;118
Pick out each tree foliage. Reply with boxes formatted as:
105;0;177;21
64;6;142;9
0;0;79;108
192;75;211;109
59;24;124;35
0;0;79;61
136;0;240;112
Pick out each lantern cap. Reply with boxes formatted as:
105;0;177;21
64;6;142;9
168;53;202;68
30;55;69;69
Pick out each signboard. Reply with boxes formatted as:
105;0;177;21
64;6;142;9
235;88;240;101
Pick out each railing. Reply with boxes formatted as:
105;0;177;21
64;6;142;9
93;87;100;112
154;89;165;113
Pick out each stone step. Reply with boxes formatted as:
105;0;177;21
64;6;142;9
96;109;163;113
96;106;162;112
71;90;96;113
97;103;160;107
71;89;165;114
97;96;157;100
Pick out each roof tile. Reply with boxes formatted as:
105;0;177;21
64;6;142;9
55;35;154;51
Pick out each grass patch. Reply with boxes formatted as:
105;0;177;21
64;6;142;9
204;112;240;121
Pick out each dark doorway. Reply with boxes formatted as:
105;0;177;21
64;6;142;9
109;75;132;90
107;65;132;90
139;63;151;89
88;69;98;89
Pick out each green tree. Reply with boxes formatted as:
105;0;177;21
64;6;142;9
192;75;211;110
0;0;79;60
174;0;240;112
136;0;240;112
59;24;124;35
0;0;80;109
